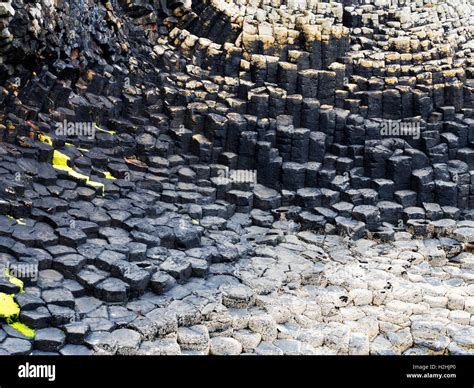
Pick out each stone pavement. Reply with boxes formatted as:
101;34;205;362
1;218;474;355
0;0;472;355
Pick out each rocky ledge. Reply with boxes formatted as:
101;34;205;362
0;0;472;355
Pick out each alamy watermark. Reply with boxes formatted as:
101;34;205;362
18;363;55;382
216;168;257;184
55;119;95;139
381;120;421;140
2;262;38;282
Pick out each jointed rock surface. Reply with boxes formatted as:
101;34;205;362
0;0;472;355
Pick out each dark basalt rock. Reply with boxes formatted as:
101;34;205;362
19;307;51;329
14;293;45;311
0;0;471;354
94;277;130;303
33;328;66;352
41;288;75;309
52;254;87;279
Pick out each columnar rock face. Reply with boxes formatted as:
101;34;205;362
0;0;473;355
0;1;14;56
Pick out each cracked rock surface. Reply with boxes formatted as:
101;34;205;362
0;0;473;355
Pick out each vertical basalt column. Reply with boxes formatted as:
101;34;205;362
238;131;258;170
263;154;283;191
204;112;228;149
319;106;336;143
285;94;303;127
185;102;208;132
0;0;14;74
268;85;287;118
224;46;242;77
297;69;319;98
445;82;464;112
256;141;276;188
248;91;269;119
309;131;326;163
464;82;474;109
387;155;412;190
318;71;336;105
276;115;293;162
282;162;306;191
277;61;298;94
383;89;402;120
291;128;310;164
300;98;320;131
225;112;247;152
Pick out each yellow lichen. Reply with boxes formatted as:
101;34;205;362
38;133;53;146
65;142;89;153
4;268;24;293
8;322;35;338
103;171;116;180
52;150;105;194
0;293;20;319
94;123;116;135
52;149;70;170
1;271;35;338
6;215;26;225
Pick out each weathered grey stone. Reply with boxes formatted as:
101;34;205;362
110;328;141;355
177;325;210;351
209;337;242;355
33;327;66;352
248;314;278;341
